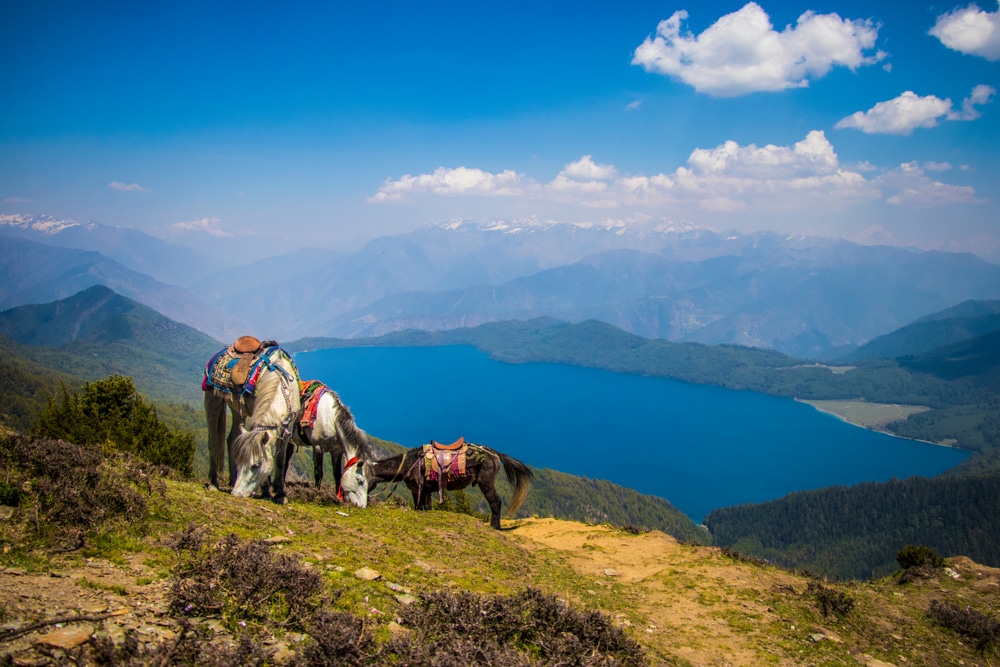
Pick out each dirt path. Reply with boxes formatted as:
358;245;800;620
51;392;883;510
511;518;807;666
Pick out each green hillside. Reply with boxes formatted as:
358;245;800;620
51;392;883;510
841;298;1000;363
0;285;223;406
0;337;82;433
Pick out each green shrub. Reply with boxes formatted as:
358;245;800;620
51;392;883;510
34;374;194;476
896;544;946;570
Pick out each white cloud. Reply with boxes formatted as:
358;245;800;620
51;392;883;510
930;1;1000;61
369;133;987;214
835;85;995;134
371;132;877;211
626;99;643;110
631;2;885;96
879;161;987;205
368;166;528;202
169;217;234;238
561;155;617;181
107;181;150;192
949;83;997;120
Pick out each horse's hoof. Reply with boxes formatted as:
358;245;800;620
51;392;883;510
273;495;288;505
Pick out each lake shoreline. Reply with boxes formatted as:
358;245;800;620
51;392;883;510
796;398;961;449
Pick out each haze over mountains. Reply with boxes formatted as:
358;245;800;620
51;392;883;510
4;213;1000;359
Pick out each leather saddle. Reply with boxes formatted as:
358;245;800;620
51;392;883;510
430;437;465;451
228;336;267;385
423;437;468;499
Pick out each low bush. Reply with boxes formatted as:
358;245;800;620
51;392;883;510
168;527;324;634
928;599;1000;653
0;433;164;551
807;582;855;617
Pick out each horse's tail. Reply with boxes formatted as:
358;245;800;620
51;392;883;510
331;392;371;458
498;451;534;517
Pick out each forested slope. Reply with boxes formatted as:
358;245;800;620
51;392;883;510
706;472;1000;579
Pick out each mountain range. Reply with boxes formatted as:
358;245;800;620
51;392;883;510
4;214;1000;358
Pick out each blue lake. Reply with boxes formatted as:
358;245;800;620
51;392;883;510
294;345;970;522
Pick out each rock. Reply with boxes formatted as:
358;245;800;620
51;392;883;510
271;644;296;664
385;581;407;592
604;568;620;577
813;626;844;643
36;625;93;650
3;568;27;576
263;536;292;544
387;621;413;638
395;594;418;605
354;567;381;581
856;655;898;667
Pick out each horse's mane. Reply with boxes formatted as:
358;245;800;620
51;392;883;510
244;351;300;430
231;350;300;475
330;391;372;458
232;430;269;469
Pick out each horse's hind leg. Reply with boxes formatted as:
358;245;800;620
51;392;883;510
225;405;241;489
477;477;504;529
204;392;227;491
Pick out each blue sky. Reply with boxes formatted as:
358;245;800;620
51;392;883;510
2;1;998;254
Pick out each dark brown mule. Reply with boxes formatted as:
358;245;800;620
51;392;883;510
368;442;533;529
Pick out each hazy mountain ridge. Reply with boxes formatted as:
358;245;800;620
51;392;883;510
5;213;1000;359
0;213;216;287
0;235;246;342
320;242;1000;358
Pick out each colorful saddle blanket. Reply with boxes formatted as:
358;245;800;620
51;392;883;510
202;343;296;397
298;380;331;430
423;440;468;482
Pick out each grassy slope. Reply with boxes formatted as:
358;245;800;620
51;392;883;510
6;476;998;666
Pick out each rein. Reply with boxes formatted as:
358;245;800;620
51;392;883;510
374;452;413;502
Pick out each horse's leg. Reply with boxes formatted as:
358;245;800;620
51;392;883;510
313;445;325;487
271;433;290;505
476;471;503;529
226;404;240;489
204;392;227;491
331;450;344;495
282;439;295;478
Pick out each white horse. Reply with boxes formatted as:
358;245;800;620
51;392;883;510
295;380;373;508
203;339;301;503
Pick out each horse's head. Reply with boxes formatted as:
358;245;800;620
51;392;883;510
338;457;370;508
230;430;275;498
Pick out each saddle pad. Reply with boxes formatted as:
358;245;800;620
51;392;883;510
298;380;329;430
204;345;293;396
423;443;467;480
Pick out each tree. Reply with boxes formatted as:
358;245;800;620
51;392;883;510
34;374;194;476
